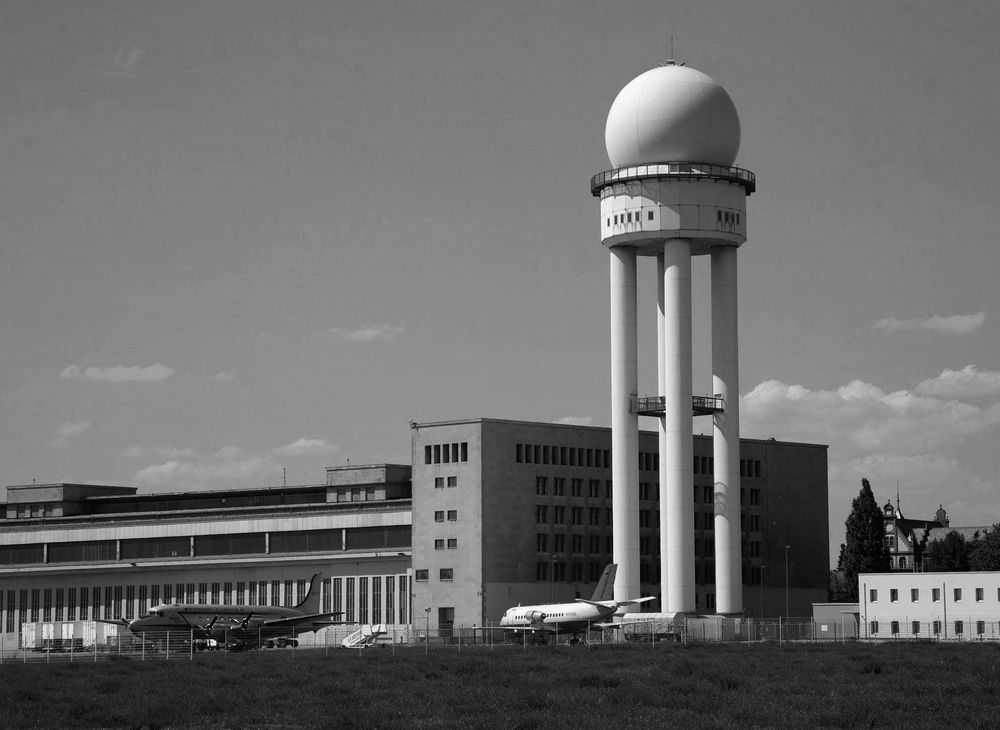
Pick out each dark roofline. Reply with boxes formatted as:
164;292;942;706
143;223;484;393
409;417;828;449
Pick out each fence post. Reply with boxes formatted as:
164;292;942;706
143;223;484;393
142;632;145;662
189;629;193;661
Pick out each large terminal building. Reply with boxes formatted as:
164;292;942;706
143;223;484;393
0;418;827;646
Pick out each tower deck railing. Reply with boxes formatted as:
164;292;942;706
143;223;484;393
631;395;725;417
591;162;756;196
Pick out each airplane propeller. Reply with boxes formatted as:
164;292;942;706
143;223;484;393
198;616;220;633
230;611;255;631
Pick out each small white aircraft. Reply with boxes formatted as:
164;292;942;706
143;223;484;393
499;564;654;643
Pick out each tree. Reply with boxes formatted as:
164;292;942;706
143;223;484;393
924;530;971;571
840;478;890;601
969;525;1000;571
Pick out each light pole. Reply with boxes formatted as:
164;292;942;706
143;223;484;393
550;554;558;603
424;607;431;655
784;545;790;626
759;564;766;619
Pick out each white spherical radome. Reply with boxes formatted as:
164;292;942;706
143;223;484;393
604;64;741;168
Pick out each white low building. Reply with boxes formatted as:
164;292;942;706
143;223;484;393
860;571;1000;640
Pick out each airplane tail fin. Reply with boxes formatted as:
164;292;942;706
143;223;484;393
293;573;322;614
591;564;617;602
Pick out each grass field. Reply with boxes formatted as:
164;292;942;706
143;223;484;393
2;642;999;728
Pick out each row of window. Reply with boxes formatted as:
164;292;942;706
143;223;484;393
433;476;458;488
433;510;458;522
870;587;997;604
423;442;469;465
0;576;412;632
870;620;996;637
605;210;742;229
0;526;412;566
433;539;458;550
414;568;452;581
531;479;762;508
517;444;609;468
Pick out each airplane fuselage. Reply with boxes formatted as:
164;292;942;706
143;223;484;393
499;602;614;635
128;603;321;645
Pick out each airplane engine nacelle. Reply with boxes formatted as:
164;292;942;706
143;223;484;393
526;611;547;622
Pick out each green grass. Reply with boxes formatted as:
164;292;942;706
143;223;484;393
2;642;1000;728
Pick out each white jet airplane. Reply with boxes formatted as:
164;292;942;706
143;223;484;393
499;564;654;643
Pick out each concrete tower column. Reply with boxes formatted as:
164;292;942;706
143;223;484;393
609;245;640;607
656;253;669;612
662;237;694;614
712;246;742;614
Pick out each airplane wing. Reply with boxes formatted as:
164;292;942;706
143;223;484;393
260;612;345;630
617;597;656;607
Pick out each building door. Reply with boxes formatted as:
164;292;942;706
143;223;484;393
438;607;454;638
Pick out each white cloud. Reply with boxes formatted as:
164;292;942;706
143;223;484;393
741;378;1000;452
914;365;1000;398
273;438;339;457
332;323;405;342
124;445;198;460
873;312;985;334
554;416;595;426
61;363;175;383
50;421;90;446
132;447;280;490
742;375;1000;556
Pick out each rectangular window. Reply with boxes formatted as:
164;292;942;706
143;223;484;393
461;442;468;462
425;445;433;464
572;535;582;553
67;587;77;621
869;621;878;635
977;620;986;636
138;585;148;615
932;588;941;602
433;444;441;464
976;587;984;602
955;620;964;635
358;577;368;623
516;444;524;463
372;577;382;624
150;584;160;608
553;478;564;496
536;505;548;523
589;480;600;498
933;620;941;635
912;620;920;635
345;578;355;622
415;569;428;581
648;211;654;221
447;510;457;521
332;578;342;614
890;589;898;602
199;583;208;604
435;539;444;550
434;477;444;488
271;580;281;606
869;589;877;603
435;510;444;522
911;588;919;602
399;576;408;624
572;507;582;525
42;588;51;622
571;479;582;497
890;620;899;635
447;539;457;549
554;534;565;552
125;586;135;619
554;506;565;523
536;477;547;495
447;476;457;487
211;582;220;604
954;588;963;602
384;576;394;624
439;568;454;581
537;534;548;552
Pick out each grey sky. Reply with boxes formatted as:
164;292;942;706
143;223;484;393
2;0;999;562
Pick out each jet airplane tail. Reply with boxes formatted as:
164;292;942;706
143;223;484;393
590;564;617;601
